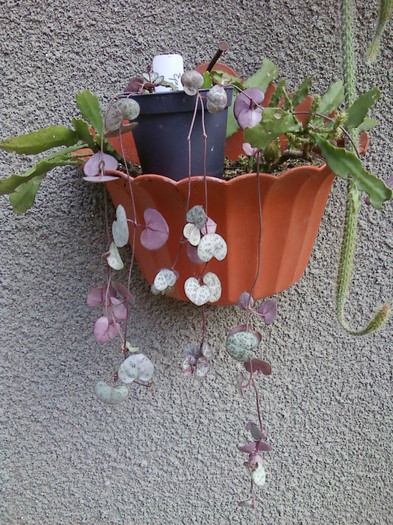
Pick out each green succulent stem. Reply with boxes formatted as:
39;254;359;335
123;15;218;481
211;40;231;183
336;0;390;335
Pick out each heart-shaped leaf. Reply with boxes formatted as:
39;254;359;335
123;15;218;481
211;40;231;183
105;242;124;270
105;98;140;132
87;285;116;307
201;217;217;235
118;356;139;384
119;354;154;383
183;223;201;246
203;272;222;303
246;422;263;441
226;329;260;362
111;281;135;305
187;243;204;264
140;208;169;250
186;205;206;229
244;358;272;376
258;299;277;325
184;277;210;306
196;358;210;377
238;291;254;310
197;233;227;262
108;297;128;321
112;205;129;248
153;268;178;292
93;316;121;343
94;381;129;405
251;461;266;487
83;152;118;179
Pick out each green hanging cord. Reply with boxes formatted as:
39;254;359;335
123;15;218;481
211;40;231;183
367;0;393;63
336;0;390;335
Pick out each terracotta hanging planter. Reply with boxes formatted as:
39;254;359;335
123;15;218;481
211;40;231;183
106;164;335;304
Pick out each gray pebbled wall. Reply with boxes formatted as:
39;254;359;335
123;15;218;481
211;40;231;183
1;1;392;524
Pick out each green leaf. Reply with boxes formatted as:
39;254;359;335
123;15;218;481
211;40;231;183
291;77;312;108
201;71;213;88
244;108;303;151
9;174;46;213
318;80;344;115
0;145;83;195
244;58;279;92
71;118;96;149
269;79;286;107
310;131;392;209
345;88;381;129
357;117;378;133
75;90;104;135
0;125;78;154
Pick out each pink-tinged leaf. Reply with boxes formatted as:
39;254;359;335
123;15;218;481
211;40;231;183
187;243;204;265
258;441;272;452
258;299;277;325
246;422;263;441
238;442;257;454
83;152;118;177
107;320;121;340
94;316;121;343
140;208;169;250
201;216;217;235
108;297;128;321
111;281;135;305
87;285;116;307
94;316;111;343
234;88;265;130
237;291;254;310
244;358;272;376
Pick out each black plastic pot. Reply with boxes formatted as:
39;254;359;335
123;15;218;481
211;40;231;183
130;88;233;181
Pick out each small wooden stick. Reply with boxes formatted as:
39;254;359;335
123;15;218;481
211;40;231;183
206;41;228;72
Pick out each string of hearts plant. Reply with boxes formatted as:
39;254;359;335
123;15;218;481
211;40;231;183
1;6;393;519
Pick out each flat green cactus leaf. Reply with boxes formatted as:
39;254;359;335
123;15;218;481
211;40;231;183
290;77;312;109
71;117;96;149
0;125;78;154
345;88;381;129
244;58;279;93
0;147;81;196
311;132;392;209
75;90;104;135
9;174;46;214
318;80;344;115
356;118;378;133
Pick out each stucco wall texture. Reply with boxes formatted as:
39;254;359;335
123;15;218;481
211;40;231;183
1;1;392;524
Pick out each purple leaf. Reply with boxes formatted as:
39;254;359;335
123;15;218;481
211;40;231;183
246;422;263;441
83;152;118;178
258;441;272;452
93;316;121;343
87;285;116;307
237;291;254;310
234;88;264;130
200;216;217;235
140;208;169;250
244;358;272;376
187;243;204;265
108;297;128;321
257;299;277;325
111;281;135;305
238;441;257;454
